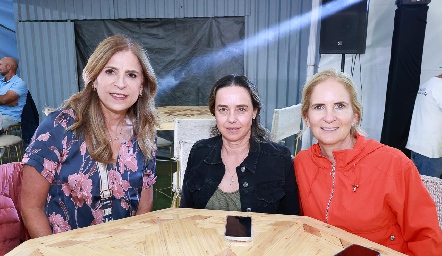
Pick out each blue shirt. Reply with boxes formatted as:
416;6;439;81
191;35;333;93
0;75;28;121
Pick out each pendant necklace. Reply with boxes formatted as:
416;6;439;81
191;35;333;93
226;166;235;183
224;166;236;186
222;149;249;186
108;123;124;143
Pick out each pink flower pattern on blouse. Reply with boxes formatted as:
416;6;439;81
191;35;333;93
121;199;130;210
118;143;137;173
143;169;157;189
62;173;93;207
22;109;157;234
108;170;131;199
41;158;58;183
91;208;104;225
48;213;71;234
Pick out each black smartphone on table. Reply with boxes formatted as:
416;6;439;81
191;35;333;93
224;215;252;242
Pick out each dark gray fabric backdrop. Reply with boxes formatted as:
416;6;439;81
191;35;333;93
74;17;244;107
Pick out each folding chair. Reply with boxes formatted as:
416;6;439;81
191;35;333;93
270;103;303;155
171;118;216;207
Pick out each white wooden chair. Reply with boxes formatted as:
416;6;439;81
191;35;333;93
171;118;216;207
420;174;442;229
270;103;303;154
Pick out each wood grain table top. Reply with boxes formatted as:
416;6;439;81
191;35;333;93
157;106;214;130
7;208;405;256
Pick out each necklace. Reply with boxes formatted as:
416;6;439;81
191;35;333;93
108;122;124;143
222;148;249;186
225;166;236;184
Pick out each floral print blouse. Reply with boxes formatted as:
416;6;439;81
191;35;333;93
22;109;157;234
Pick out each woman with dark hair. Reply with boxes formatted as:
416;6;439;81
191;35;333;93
21;35;158;238
180;74;300;215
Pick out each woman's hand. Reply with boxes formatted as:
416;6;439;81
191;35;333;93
136;186;153;215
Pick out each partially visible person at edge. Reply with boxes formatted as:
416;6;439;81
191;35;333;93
294;69;442;256
0;57;28;130
406;73;442;179
180;74;300;215
20;35;158;238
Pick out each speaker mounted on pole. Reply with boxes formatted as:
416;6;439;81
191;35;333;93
319;0;369;54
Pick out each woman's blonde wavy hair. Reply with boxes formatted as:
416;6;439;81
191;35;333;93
63;35;158;164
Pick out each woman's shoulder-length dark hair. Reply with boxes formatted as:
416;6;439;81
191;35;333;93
208;74;269;141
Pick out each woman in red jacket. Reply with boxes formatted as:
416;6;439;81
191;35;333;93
294;69;442;256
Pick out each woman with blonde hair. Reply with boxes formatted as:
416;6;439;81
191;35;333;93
295;69;442;255
21;35;158;238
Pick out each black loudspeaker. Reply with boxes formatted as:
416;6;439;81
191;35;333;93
320;0;369;54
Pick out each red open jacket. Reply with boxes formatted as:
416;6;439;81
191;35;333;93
295;135;442;256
